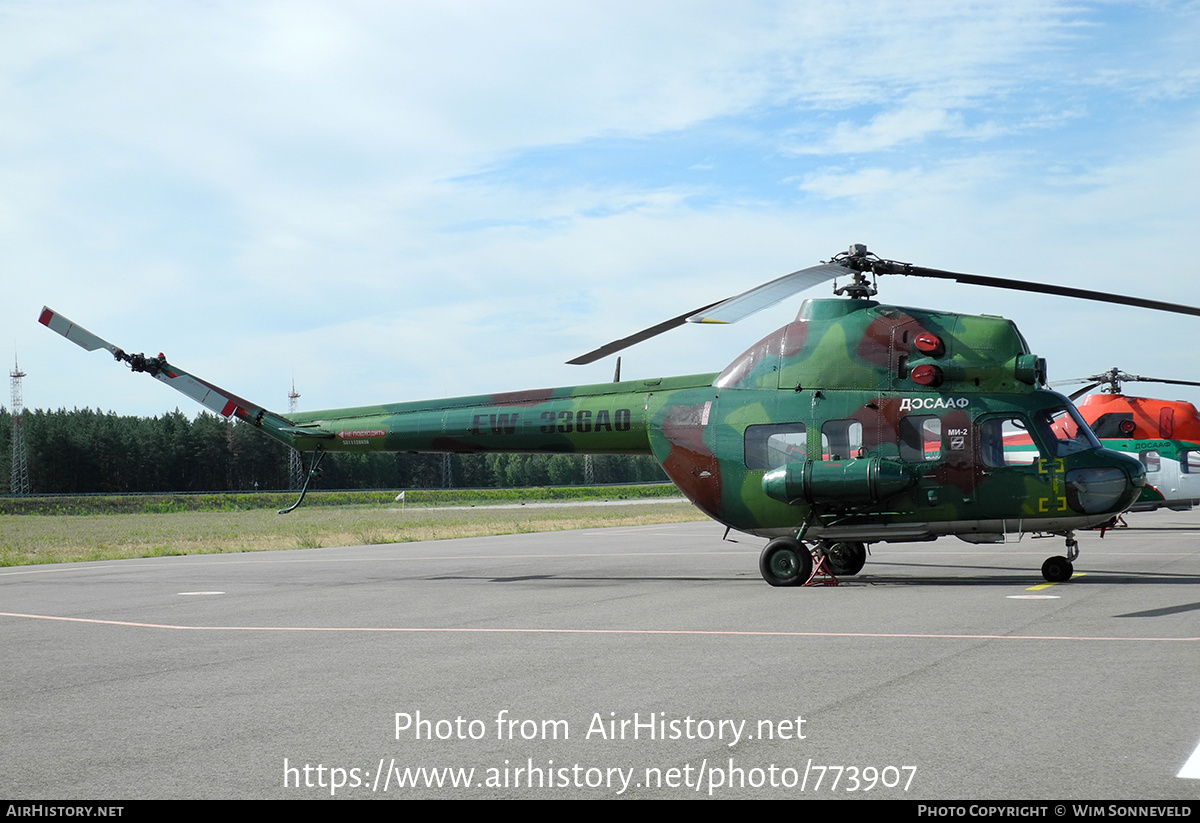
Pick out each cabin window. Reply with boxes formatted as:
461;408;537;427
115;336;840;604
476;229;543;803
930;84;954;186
899;415;942;462
1139;450;1161;473
744;423;806;469
979;417;1039;467
1182;451;1199;474
821;419;864;461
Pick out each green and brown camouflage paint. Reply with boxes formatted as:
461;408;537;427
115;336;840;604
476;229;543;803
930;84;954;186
232;298;1144;542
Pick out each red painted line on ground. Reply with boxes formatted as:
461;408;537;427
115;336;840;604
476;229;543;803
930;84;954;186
2;612;1195;642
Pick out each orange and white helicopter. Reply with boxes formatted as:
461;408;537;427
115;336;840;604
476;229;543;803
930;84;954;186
1052;369;1200;512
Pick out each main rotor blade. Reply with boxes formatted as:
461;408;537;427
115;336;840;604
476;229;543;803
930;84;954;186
891;267;1200;317
568;244;1200;367
567;262;848;365
686;263;849;324
1052;371;1200;389
1066;382;1102;401
1051;367;1200;399
1119;375;1200;387
566;301;721;365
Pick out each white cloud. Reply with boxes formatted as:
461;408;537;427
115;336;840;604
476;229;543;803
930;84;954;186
1;0;1196;416
789;108;966;155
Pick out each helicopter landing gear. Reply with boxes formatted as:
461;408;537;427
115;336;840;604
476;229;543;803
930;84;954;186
819;541;867;576
1041;556;1073;582
759;537;813;587
1040;534;1079;583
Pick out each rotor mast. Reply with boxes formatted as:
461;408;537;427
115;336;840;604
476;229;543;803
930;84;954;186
829;243;880;299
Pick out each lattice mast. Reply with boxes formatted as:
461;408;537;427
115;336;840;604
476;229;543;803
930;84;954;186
287;380;304;490
10;357;31;495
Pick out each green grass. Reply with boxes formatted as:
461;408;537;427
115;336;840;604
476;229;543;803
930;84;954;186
0;484;680;515
0;486;705;566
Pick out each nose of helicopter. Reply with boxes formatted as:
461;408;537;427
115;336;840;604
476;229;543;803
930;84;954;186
1065;451;1146;515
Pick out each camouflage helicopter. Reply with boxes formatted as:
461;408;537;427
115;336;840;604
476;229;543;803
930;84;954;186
40;245;1200;587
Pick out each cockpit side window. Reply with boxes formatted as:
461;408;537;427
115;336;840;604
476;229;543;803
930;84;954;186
979;417;1038;467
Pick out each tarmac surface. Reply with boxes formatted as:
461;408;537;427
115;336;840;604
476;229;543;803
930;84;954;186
2;509;1198;800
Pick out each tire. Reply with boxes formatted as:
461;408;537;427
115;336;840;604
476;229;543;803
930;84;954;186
1041;555;1074;583
759;537;812;587
821;541;867;576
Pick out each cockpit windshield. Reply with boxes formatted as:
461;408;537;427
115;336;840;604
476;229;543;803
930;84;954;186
1032;406;1101;457
980;406;1102;467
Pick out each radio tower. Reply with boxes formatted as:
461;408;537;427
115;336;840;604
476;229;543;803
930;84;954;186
10;357;31;495
287;381;304;490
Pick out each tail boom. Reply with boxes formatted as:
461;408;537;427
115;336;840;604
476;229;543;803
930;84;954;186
40;306;714;459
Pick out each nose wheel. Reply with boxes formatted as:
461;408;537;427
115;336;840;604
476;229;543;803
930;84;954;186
819;540;867;576
1041;535;1079;583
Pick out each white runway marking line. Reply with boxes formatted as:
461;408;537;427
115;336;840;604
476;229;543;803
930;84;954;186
177;591;225;596
1178;738;1200;779
2;612;1197;642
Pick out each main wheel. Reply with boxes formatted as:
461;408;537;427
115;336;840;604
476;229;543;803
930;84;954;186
1041;555;1074;583
759;537;812;587
820;541;867;576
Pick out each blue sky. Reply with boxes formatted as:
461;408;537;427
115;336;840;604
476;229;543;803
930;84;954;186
2;0;1197;417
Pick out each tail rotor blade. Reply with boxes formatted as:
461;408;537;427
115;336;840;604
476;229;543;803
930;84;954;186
39;307;125;357
39;306;281;424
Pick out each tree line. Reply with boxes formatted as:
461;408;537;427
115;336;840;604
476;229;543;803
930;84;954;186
0;407;666;495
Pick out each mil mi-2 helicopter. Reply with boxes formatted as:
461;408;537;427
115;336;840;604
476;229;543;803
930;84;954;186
40;244;1200;587
1051;369;1200;513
